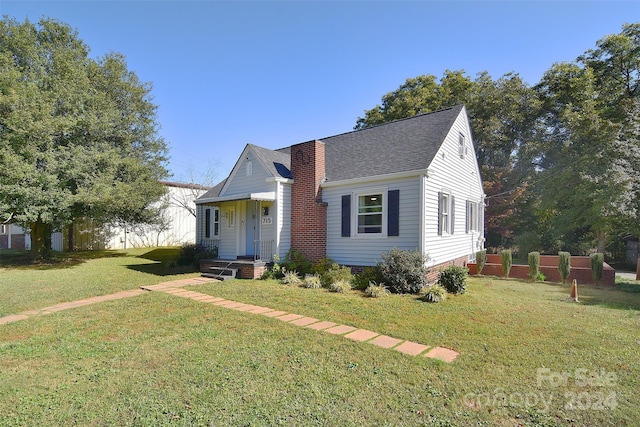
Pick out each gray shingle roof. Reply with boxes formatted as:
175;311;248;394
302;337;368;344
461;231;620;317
198;105;463;202
321;105;463;182
249;144;292;179
197;178;226;200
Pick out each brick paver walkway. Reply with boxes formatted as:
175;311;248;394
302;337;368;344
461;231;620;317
1;276;459;363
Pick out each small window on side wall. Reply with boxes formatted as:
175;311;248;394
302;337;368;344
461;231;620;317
438;192;455;235
459;133;467;159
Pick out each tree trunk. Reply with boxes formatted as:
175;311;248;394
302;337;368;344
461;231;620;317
595;229;607;254
29;219;52;257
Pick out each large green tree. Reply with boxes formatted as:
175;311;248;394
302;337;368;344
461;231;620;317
533;24;640;253
355;69;537;249
0;17;168;255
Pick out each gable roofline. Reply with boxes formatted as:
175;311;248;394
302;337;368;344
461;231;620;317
320;105;465;183
319;105;464;142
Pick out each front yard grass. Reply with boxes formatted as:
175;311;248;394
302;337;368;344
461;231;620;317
0;250;638;426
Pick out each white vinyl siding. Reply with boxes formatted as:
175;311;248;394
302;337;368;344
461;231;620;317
325;177;420;266
424;109;484;266
277;182;292;258
223;150;272;195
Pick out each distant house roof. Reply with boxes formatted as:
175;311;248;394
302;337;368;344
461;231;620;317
321;105;463;182
160;180;213;191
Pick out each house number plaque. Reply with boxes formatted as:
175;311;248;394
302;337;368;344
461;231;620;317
261;217;273;225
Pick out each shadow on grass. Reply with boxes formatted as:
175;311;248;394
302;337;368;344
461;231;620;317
125;262;199;277
0;249;127;270
136;248;182;263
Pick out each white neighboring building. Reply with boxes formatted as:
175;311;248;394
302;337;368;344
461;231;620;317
105;181;211;249
1;181;210;251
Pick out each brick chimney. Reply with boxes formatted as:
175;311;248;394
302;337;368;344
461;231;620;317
290;140;327;262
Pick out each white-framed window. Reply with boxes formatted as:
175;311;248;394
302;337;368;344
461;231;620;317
438;191;455;235
246;161;253;176
227;209;235;227
205;207;220;238
466;200;479;233
459;133;467;159
0;224;5;234
357;192;384;235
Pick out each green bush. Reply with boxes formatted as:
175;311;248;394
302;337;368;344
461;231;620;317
321;263;353;287
475;250;487;275
420;284;448;303
558;251;571;284
281;270;302;286
328;280;351;293
312;257;336;275
437;265;468;294
282;249;313;275
363;282;390;298
591;253;604;284
302;273;322;289
378;248;428;294
500;249;512;278
351;265;384;290
528;251;540;281
177;244;217;267
261;254;284;280
537;271;546;282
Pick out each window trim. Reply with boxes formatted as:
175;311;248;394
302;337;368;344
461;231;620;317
466;200;479;233
438;190;455;236
458;133;467;159
227;208;235;228
353;188;388;238
246;161;253;176
205;207;220;238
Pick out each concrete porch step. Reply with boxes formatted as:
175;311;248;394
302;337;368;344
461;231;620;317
203;267;238;281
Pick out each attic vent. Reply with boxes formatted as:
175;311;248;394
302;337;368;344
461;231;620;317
458;133;468;159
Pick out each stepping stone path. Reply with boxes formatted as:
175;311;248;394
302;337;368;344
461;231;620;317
1;277;459;363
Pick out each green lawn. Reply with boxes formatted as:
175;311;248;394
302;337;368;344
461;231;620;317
1;249;639;426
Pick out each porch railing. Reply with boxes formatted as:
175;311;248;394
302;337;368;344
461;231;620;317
254;239;274;262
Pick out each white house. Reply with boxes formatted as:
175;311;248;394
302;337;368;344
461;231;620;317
1;181;208;252
196;105;485;279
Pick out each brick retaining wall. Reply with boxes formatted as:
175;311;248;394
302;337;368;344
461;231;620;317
469;254;615;286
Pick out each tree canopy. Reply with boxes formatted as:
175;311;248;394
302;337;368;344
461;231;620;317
356;23;640;257
0;17;169;255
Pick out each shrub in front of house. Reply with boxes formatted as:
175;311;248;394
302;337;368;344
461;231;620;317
321;263;353;288
312;257;336;276
437;265;468;294
558;251;571;284
281;270;302;285
500;249;512;278
328;280;352;293
378;248;428;294
475;250;487;275
176;243;217;267
302;273;322;289
420;284;448;303
282;249;314;275
591;253;604;284
363;282;390;298
261;254;284;280
352;265;385;290
528;251;540;281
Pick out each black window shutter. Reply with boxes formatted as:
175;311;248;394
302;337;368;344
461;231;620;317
450;195;455;235
388;190;400;236
205;208;211;238
437;192;442;236
341;195;351;237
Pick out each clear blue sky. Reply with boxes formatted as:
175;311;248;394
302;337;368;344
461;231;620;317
1;1;637;183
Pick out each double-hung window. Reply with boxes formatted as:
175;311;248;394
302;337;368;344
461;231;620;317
466;200;479;233
357;193;383;234
438;191;455;235
205;207;220;238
